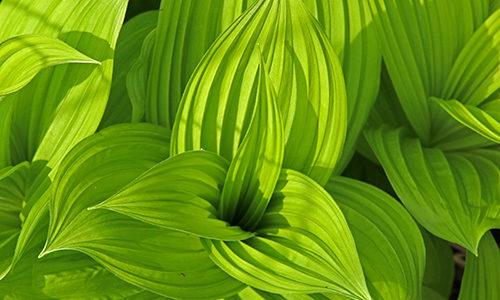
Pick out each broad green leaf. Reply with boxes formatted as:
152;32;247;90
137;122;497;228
365;126;500;253
458;231;500;300
0;34;99;96
146;0;257;129
421;230;454;300
42;124;244;299
92;151;252;241
203;169;370;300
0;0;128;169
219;53;284;230
302;0;382;174
172;0;347;185
442;8;500;106
433;98;500;144
367;0;489;143
100;10;159;128
326;176;426;300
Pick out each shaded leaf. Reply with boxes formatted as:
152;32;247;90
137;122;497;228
421;230;454;300
100;10;159;128
458;231;500;300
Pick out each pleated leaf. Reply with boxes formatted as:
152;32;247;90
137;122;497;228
433;98;500;144
0;0;128;168
303;0;382;174
100;10;159;128
172;0;347;185
92;151;252;241
146;0;257;129
219;53;284;230
42;124;244;299
326;176;426;300
0;34;99;96
458;231;500;300
365;126;500;253
203;169;370;300
367;0;489;142
442;8;500;106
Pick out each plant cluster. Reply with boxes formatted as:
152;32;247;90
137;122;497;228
0;0;498;299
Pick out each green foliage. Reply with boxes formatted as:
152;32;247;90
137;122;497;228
0;0;498;299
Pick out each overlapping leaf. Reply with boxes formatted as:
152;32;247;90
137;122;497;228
0;0;128;168
367;0;490;143
41;124;245;299
433;98;500;144
303;0;381;173
0;34;99;96
204;169;370;299
146;0;257;129
365;126;500;253
100;10;159;128
326;177;425;300
172;0;347;185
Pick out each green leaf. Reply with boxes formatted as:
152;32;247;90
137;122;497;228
302;0;382;174
127;29;156;123
421;230;454;300
0;97;12;168
367;0;488;143
172;0;347;185
203;169;370;300
0;34;99;96
145;0;256;129
433;98;500;144
92;151;252;241
458;231;500;300
219;52;284;230
41;124;245;299
442;8;500;105
365;126;500;253
0;0;128;169
1;249;150;299
100;10;159;128
326;176;426;300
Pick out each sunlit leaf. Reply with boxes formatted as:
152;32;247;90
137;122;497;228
204;169;370;299
172;0;347;185
41;124;245;299
326;176;426;300
0;0;128;169
0;34;99;96
365;126;500;253
433;98;500;144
